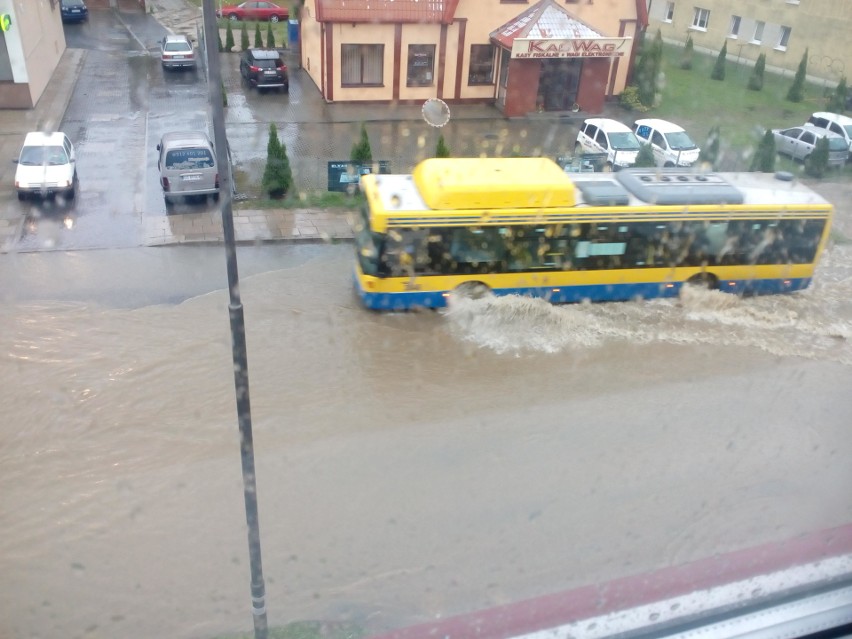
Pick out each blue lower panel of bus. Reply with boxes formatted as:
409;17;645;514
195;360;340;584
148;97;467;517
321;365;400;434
356;277;812;311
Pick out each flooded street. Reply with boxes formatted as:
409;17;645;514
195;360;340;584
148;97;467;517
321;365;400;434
2;243;852;639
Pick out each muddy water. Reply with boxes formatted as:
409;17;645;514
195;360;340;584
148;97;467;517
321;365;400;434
2;244;852;639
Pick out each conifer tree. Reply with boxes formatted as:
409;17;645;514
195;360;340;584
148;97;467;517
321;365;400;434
217;28;224;53
224;21;235;52
698;125;721;167
262;123;294;198
266;23;276;49
786;48;808;102
350;123;373;164
827;77;847;113
805;137;830;178
240;21;249;52
435;135;451;158
749;129;776;173
254;23;263;48
711;41;727;81
634;143;657;168
680;35;694;70
747;53;766;91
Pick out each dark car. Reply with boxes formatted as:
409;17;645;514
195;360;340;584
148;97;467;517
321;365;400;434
239;48;288;92
216;1;288;22
60;0;88;23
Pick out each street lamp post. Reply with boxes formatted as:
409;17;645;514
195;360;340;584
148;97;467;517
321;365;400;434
201;1;269;638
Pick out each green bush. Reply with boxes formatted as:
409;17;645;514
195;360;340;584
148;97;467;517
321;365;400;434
262;123;294;198
350;123;373;164
804;136;830;178
786;48;808;103
254;23;263;48
749;129;776;172
266;23;276;49
827;77;847;113
747;53;766;91
634;143;657;168
711;41;727;81
680;36;693;70
619;85;649;112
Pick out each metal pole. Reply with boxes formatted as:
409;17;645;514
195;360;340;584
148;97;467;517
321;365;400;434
201;2;268;637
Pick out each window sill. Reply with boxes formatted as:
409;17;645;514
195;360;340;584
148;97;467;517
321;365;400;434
688;26;707;32
406;83;434;88
468;81;495;86
774;45;788;52
749;40;762;45
340;83;385;88
727;34;738;39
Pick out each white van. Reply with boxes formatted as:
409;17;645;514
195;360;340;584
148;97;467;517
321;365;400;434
575;118;640;170
13;131;77;201
156;131;219;206
633;118;701;167
807;112;852;159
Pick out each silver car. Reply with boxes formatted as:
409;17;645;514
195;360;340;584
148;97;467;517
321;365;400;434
771;125;847;168
160;34;196;70
156;131;219;206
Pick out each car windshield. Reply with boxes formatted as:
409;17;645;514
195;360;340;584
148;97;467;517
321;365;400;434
19;145;68;165
843;124;852;137
609;131;641;149
666;130;697;149
827;136;848;151
164;147;214;169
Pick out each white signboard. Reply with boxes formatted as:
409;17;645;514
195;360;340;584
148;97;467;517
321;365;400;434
511;37;631;59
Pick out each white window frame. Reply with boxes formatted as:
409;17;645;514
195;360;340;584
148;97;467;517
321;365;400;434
728;15;741;39
664;1;674;23
776;26;791;51
751;21;765;44
691;7;710;31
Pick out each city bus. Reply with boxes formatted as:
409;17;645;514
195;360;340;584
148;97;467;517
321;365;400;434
353;157;833;310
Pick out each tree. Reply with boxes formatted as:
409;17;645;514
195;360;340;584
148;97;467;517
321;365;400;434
254;22;263;48
634;32;656;107
680;35;694;71
711;41;727;81
786;48;808;103
266;23;276;49
634;143;657;168
435;135;451;158
350;123;373;164
747;53;766;91
240;21;249;52
804;137;830;178
750;129;776;173
698;125;721;167
827;77;848;113
262;123;294;198
224;21;235;52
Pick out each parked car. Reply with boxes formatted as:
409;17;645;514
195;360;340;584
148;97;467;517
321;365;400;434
13;132;77;201
771;124;848;168
60;0;88;23
160;34;196;71
806;112;852;159
216;1;288;22
633;118;700;167
156;131;219;206
575;118;640;170
240;48;289;92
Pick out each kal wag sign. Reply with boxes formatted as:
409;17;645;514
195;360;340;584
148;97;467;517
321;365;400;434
511;37;631;59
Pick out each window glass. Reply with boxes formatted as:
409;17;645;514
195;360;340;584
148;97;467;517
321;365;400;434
692;7;710;29
800;131;815;145
341;44;384;86
752;21;765;43
407;45;435;87
652;130;667;148
778;26;791;48
165;148;215;169
468;44;495;85
729;15;741;37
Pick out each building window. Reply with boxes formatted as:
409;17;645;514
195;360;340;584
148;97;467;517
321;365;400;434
751;21;765;44
691;7;710;31
777;26;791;50
468;44;495;85
341;44;384;86
728;15;741;38
407;45;435;87
664;2;674;22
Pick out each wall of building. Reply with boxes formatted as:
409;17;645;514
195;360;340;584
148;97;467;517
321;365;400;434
650;0;851;85
0;0;66;108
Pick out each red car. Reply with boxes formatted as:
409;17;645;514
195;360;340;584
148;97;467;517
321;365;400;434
216;1;288;22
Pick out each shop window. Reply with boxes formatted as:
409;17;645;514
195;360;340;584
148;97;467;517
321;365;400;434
341;44;384;86
407;45;435;87
468;44;495;85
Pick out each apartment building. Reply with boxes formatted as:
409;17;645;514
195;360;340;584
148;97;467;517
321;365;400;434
648;0;852;84
299;0;648;117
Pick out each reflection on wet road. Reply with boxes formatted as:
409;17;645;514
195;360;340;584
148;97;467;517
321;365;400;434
1;244;851;639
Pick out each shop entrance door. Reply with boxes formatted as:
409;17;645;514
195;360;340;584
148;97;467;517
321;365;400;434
538;58;582;111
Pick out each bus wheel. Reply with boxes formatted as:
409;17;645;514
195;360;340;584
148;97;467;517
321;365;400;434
453;281;493;300
685;273;718;290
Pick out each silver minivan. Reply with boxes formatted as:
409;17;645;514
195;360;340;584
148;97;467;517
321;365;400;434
156;131;219;206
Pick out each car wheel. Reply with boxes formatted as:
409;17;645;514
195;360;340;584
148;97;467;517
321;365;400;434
270;15;280;22
664;161;675;167
212;192;220;203
228;14;238;21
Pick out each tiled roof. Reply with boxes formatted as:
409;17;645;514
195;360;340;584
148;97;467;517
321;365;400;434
315;0;460;24
491;0;606;49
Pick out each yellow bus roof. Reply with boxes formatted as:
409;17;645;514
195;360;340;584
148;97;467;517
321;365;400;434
411;157;575;210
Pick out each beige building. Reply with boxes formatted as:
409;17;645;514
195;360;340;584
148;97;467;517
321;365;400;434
298;0;648;117
0;0;66;108
648;0;852;84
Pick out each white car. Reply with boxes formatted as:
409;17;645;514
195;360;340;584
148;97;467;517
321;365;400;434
575;118;640;170
634;118;701;167
13;131;77;201
806;112;852;159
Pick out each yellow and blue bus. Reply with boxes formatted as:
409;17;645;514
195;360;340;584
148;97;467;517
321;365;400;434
353;157;833;310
